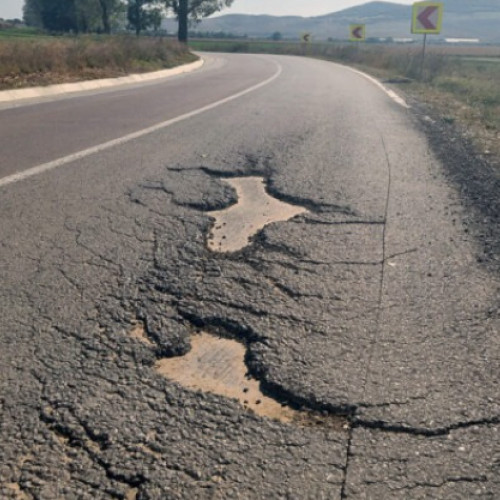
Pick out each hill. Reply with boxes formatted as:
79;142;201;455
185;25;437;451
163;0;500;43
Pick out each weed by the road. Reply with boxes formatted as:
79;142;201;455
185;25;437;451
0;35;197;90
432;60;500;130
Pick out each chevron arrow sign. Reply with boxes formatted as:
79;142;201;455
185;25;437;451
349;24;366;42
412;2;444;34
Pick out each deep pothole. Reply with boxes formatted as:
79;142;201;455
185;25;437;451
207;177;307;253
152;330;347;430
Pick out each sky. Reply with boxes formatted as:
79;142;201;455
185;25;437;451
1;0;417;21
211;0;416;17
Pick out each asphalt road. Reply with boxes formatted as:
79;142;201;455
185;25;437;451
0;52;499;499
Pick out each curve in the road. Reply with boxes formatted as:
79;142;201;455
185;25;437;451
0;60;282;189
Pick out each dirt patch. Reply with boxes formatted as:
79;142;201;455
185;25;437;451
125;488;138;500
128;323;153;346
156;332;292;421
4;483;31;500
155;332;347;430
207;177;307;253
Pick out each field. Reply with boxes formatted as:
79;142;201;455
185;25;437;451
0;29;197;90
0;26;49;40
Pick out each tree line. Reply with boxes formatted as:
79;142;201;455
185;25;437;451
23;0;234;41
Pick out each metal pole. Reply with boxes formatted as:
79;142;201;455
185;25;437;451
420;33;427;80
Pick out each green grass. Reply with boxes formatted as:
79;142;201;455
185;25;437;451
0;26;49;40
432;60;500;129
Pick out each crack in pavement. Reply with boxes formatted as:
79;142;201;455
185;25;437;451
340;425;354;500
128;164;499;434
3;106;499;497
361;134;393;402
40;406;149;497
353;415;500;437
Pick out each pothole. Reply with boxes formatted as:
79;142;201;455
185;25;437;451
155;332;348;430
207;177;307;253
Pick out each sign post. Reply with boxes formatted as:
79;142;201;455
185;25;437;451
411;2;444;79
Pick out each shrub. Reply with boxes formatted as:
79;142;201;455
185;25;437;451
0;35;197;89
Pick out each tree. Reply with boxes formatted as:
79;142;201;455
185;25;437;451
75;0;102;33
39;0;78;32
23;0;164;34
23;0;43;28
127;0;163;35
24;0;126;33
98;0;121;33
149;7;163;31
167;0;234;43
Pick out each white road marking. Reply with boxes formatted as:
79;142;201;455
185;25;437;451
346;67;410;108
0;62;283;189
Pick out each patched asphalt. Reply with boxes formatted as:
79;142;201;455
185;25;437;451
0;53;498;498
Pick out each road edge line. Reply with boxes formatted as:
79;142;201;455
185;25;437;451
343;66;410;109
0;61;283;189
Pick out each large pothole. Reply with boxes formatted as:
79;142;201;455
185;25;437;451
155;331;347;430
207;177;307;253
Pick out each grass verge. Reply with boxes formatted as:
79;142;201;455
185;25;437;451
0;34;197;90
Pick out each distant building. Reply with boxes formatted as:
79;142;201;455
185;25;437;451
445;38;480;44
393;38;415;43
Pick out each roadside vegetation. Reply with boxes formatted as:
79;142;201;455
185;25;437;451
21;0;233;41
0;32;197;90
190;39;500;160
0;0;234;89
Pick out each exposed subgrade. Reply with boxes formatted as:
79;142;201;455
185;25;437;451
133;315;350;430
206;176;308;253
136;310;500;440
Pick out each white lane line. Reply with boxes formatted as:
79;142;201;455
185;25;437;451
0;62;283;189
346;67;410;108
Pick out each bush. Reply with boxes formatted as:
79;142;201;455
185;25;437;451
0;35;197;89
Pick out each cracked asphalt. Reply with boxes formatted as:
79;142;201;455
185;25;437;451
0;53;499;499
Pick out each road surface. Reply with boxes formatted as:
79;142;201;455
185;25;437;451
0;53;499;499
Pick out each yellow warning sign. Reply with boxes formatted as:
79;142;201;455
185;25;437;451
412;2;444;35
301;32;312;43
349;24;366;42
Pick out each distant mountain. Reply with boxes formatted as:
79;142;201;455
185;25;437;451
163;0;500;43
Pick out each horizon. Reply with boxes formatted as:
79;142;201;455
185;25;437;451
210;0;415;18
1;0;417;22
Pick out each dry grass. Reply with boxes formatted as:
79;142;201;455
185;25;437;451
0;35;197;90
